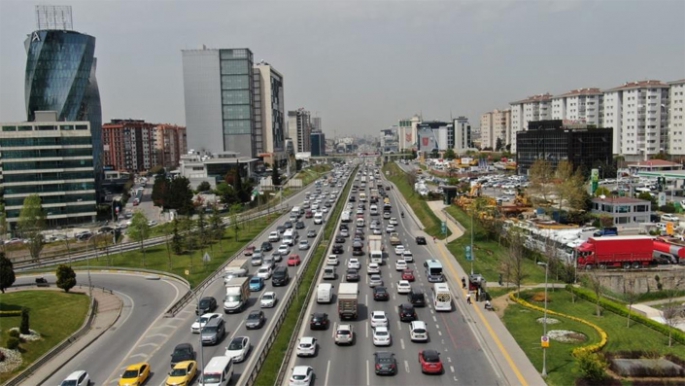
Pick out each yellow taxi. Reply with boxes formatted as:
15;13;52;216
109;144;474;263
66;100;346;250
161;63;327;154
118;362;151;386
165;360;197;386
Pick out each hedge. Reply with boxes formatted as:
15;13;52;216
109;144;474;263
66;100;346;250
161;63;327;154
567;285;685;346
508;291;608;357
0;311;22;317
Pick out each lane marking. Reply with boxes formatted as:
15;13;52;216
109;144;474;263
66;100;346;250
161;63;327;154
332;322;337;339
404;359;410;373
438;330;442;336
137;342;158;348
396;320;401;330
366;359;370;386
400;338;405;350
450;365;455;373
325;360;331;386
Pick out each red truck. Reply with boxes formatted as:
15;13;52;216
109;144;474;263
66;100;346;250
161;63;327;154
576;236;655;269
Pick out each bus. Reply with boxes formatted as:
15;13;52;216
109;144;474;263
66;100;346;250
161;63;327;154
425;259;444;283
432;283;452;311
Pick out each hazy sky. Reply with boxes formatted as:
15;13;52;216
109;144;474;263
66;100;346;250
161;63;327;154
1;0;683;137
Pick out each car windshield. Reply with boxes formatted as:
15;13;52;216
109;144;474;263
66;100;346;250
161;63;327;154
248;313;261;320
60;381;78;386
122;370;139;378
423;352;440;362
228;340;244;350
377;356;394;364
170;368;188;376
203;373;221;383
200;299;211;307
293;375;306;380
250;278;260;283
263;294;273;300
198;316;209;324
376;330;388;336
226;295;240;302
337;330;350;335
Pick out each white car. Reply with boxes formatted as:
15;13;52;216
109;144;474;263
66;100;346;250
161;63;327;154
397;280;411;294
402;250;414;262
394;245;405;255
409;320;429;342
348;258;361;270
373;326;392;346
367;262;380;274
369;274;383;287
373;228;382;235
386;224;395;233
268;231;280;242
298;240;310;250
383;212;391;219
224;336;250;363
278;244;290;255
260;291;277;308
289;366;314;386
311;203;319;210
296;337;317;357
326;254;339;266
389;218;398;225
395;260;407;271
334;324;354;345
191;313;222;333
59;370;90;386
257;266;272;280
370;310;389;328
322;207;329;213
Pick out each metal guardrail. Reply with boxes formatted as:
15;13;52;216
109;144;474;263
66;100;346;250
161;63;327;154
3;290;98;386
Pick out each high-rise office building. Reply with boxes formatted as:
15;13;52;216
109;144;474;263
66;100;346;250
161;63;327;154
24;5;102;179
287;109;312;153
254;61;285;166
311;131;326;156
454;116;472;153
312;117;322;132
182;47;256;157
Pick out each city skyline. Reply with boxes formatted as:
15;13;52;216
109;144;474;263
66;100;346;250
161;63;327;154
1;0;683;136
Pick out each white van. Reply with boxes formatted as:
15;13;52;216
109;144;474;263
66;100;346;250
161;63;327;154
291;206;302;217
323;266;336;280
317;283;333;303
202;356;233;386
314;213;323;225
356;218;365;227
370;251;383;265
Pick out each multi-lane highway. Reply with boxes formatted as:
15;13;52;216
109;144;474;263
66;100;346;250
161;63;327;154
284;163;504;386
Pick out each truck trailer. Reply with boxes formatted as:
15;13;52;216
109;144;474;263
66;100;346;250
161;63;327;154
338;283;359;320
576;236;655;269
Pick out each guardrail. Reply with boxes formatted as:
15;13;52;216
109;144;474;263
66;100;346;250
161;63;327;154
3;289;99;386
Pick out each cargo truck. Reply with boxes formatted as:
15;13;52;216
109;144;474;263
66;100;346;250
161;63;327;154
224;257;249;283
338;283;359;320
368;235;383;258
223;277;250;313
576;236;655;269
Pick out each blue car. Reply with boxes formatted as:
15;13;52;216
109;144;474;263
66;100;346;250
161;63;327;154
249;277;264;292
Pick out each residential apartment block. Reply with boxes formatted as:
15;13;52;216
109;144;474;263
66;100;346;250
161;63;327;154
454;116;473;153
287;108;312;153
480;109;511;151
551;88;603;126
103;120;157;172
510;94;552;153
155;124;187;170
669;79;685;155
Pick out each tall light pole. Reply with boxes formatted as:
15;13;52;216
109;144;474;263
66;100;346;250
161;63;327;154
470;209;475;275
538;261;549;377
195;276;223;383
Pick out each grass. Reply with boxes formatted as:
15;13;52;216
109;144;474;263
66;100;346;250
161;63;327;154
445;206;549;285
69;214;280;287
254;166;355;385
0;291;90;383
382;162;451;239
502;288;685;386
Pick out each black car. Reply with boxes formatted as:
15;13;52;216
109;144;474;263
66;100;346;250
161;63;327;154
277;225;286;234
261;241;273;251
246;310;266;329
345;268;360;282
284;221;293;229
415;236;427;245
373;286;389;301
335;236;346;244
355;228;364;236
296;221;306;229
398;303;417;322
349;196;356;202
340;224;349;231
407;289;426;307
374;351;398;375
352;241;364;256
196;296;217;315
332;244;344;254
170;343;196;367
309;312;330;330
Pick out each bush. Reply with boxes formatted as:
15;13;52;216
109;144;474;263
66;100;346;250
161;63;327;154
7;329;19;338
576;351;608;382
6;336;20;350
20;308;29;335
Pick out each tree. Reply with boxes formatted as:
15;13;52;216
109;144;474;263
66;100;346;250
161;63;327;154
583;271;604;317
527;160;555;206
0;252;16;293
0;203;7;254
495;137;503;151
230;203;242;241
594;186;611;197
215;182;238;205
443;148;456;160
20;308;30;334
502;228;528;297
18;194;46;263
197;181;211;192
128;212;151;267
170;218;183;255
196;209;209;250
553;160;587;211
623;278;638;328
663;277;683;347
208;204;225;249
167;177;194;215
159;222;174;270
151;174;169;207
637;191;657;207
272;166;282;187
55;264;76;293
405;170;418;197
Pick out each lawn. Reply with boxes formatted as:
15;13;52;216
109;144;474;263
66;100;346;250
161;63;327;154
70;213;280;287
382;162;451;239
502;288;685;386
0;291;90;383
445;206;549;285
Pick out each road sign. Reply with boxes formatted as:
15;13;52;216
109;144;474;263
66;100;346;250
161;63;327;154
541;335;550;348
203;252;211;263
465;245;472;261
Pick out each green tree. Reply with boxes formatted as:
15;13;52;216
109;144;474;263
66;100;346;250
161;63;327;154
18;194;46;263
230;203;242;241
208;204;225;248
271;166;282;187
594;186;611;197
495;137;503;151
0;252;16;293
576;351;607;382
527;160;555;206
554;160;587;211
197;181;211;192
637;191;657;206
55;264;76;293
128;212;151;267
196;209;209;250
502;228;527;297
443;148;456;160
151;174;169;207
171;218;183;255
20;308;30;334
167;177;194;215
215;182;238;205
159;222;174;270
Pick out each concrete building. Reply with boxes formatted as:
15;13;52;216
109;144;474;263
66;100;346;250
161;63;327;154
454;116;473;154
552;88;603;126
398;115;421;152
668;79;685;156
155;124;187;170
254;61;285;167
591;197;651;227
102;119;157;172
417;121;454;152
380;127;399;154
311;131;326;156
287;108;312;153
510;93;553;153
312;117;322;132
182;47;256;157
1;111;97;230
178;151;258;190
480;109;511;151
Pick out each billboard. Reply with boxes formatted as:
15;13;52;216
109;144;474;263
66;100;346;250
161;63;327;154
417;128;438;152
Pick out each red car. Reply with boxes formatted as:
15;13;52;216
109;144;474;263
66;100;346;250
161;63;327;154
287;254;302;266
305;210;313;218
402;269;415;282
244;246;255;256
418;350;443;374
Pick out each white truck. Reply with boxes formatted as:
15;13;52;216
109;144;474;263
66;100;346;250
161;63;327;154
338;283;359;320
224;257;249;284
341;211;351;223
223;277;250;313
368;235;383;265
317;283;333;303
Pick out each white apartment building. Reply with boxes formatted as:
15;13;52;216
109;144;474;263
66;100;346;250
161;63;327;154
551;88;603;126
480;109;511;151
603;80;669;158
287;108;311;153
510;93;552;153
454;116;472;154
668;79;685;156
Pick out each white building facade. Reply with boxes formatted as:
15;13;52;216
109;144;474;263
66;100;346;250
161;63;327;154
509;94;552;153
668;79;685;156
480;109;511;151
287;108;312;153
551;88;603;126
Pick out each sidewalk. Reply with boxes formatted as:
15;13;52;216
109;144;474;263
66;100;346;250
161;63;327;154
15;287;123;385
424;200;547;386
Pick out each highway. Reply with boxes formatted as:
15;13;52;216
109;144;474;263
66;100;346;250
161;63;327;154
284;163;503;386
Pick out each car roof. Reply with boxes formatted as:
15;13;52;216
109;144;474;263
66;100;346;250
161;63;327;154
173;360;195;368
411;320;427;328
399;280;409;285
292;366;312;375
65;370;87;380
175;343;193;350
300;336;316;344
125;362;148;370
338;324;352;329
422;349;440;358
374;326;388;332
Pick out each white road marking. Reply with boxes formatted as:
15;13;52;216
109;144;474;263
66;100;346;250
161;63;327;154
447;356;452;363
128;352;147;359
404;359;410;373
438;330;442;336
450;365;455;373
137;342;158;348
400;338;405;350
325;360;332;386
146;333;168;339
366;360;370;386
433;315;437;322
366;322;369;338
392;294;396;300
396;320;402;330
332;322;337;338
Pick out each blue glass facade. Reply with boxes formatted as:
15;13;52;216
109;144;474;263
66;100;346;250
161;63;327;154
311;132;326;156
24;29;102;178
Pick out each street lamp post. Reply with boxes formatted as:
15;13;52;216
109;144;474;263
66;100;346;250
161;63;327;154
538;261;549;377
195;276;223;384
470;209;475;275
